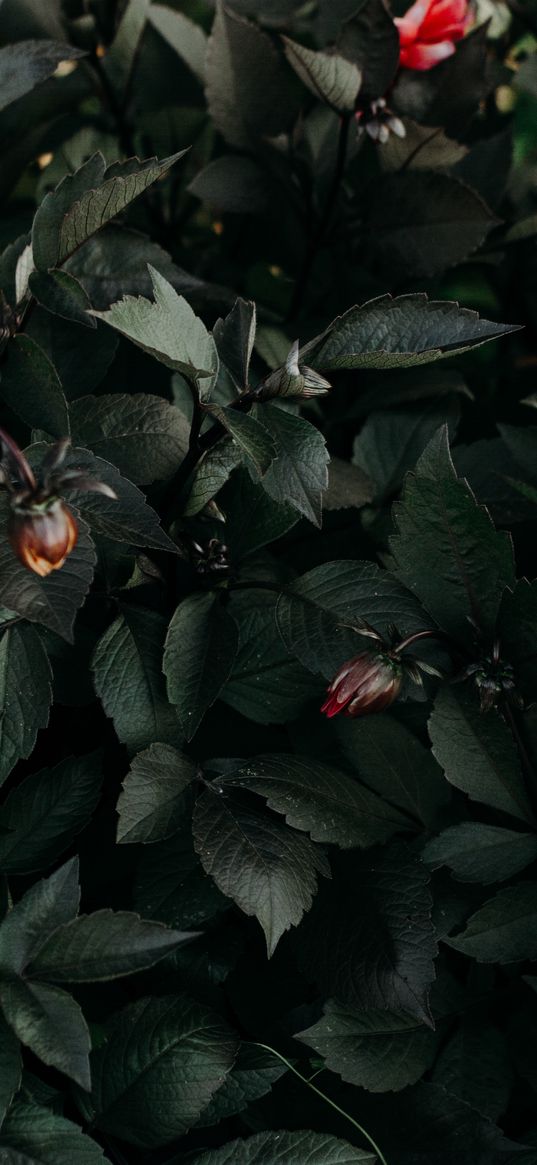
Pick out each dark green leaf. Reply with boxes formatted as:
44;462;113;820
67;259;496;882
336;715;451;831
0;978;91;1090
323;458;374;511
28;443;177;552
0;335;69;437
338;0;399;99
391;428;515;642
283;38;361;111
205;2;297;149
149;3;207;83
91;266;218;392
92;994;238;1147
0;1014;21;1127
424;823;537;885
296;845;437;1023
27;910;195;982
193;789;329;955
219;468;298;557
352;400;459;501
182;440;240;518
189;157;269;215
28;269;95;329
213;298;256;390
302;294;518;371
102;0;150;98
0;623;52;791
196;1043;287;1128
276;559;432;678
69;392;190;485
164;592;238;742
206;406;276;478
117;743;196;844
27;307;118;401
0;1100;107;1164
259;405;329;526
32;151;185;271
223;590;320;725
224;753;410;848
429;684;533;824
0;752;102;874
134;826;226;929
297;1001;438;1092
0;40;84;112
363;1080;524;1164
366;173;498;280
432;1020;511;1120
0;858;80;974
448;882;537;963
190;1129;376;1163
92;606;183;755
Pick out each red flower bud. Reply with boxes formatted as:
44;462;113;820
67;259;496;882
321;650;403;719
9;498;78;577
395;0;471;71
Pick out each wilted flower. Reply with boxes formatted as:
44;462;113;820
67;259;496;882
257;340;331;401
355;98;406;144
0;429;116;577
321;624;444;719
395;0;471;70
191;537;230;576
459;640;523;713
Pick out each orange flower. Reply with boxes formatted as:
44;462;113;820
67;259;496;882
395;0;471;70
0;428;116;577
9;498;78;577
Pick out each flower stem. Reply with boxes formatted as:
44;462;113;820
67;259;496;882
253;1043;389;1165
395;628;447;655
287;112;352;323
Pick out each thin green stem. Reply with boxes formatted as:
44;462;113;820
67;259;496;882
253;1043;389;1165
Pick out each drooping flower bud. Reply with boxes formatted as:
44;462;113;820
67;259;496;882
321;650;403;718
0;428;117;577
321;624;446;718
257;341;331;401
9;497;78;577
355;98;406;144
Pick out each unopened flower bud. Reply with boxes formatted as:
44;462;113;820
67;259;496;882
321;649;403;718
9;497;78;577
257;341;331;401
0;428;117;577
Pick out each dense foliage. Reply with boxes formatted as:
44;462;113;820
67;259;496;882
2;0;537;1161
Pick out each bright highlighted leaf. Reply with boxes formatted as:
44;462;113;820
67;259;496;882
91;266;219;392
32;151;185;271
